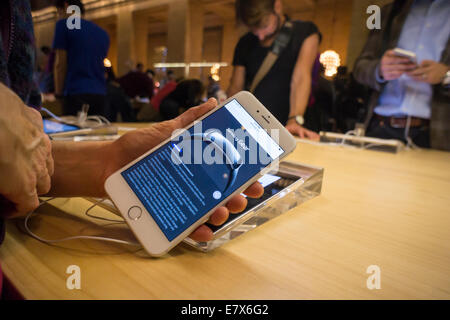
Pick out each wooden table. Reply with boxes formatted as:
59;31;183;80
1;140;449;299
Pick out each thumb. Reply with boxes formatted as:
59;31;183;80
420;60;433;67
3;190;39;218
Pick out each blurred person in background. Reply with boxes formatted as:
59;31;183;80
38;46;55;94
207;75;227;102
146;69;157;95
53;0;110;117
136;62;144;73
146;69;156;81
118;62;154;100
159;69;176;89
160;79;205;120
307;63;336;133
227;0;321;140
353;0;450;150
104;67;136;122
151;71;178;112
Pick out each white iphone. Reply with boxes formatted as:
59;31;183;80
393;48;417;64
105;91;297;256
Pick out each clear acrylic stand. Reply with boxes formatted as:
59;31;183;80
86;161;324;253
183;161;324;252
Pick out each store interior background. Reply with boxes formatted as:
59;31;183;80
31;0;393;88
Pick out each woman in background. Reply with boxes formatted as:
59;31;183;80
160;79;206;120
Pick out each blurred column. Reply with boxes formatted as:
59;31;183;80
33;19;57;70
167;0;204;78
220;19;239;90
117;7;135;76
134;14;149;70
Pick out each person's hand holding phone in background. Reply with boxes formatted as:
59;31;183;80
407;60;450;84
0;84;54;218
103;98;264;242
379;49;418;81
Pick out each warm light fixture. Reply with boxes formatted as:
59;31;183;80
320;50;341;77
103;58;112;68
210;63;221;82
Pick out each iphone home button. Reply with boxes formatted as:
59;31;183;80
128;206;142;220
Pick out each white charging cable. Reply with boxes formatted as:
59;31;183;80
339;129;357;146
24;198;140;247
41;105;111;129
85;198;125;223
404;115;420;150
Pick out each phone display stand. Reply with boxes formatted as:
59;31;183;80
85;161;323;253
183;161;324;252
319;131;405;153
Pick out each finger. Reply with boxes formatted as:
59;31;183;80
408;67;427;76
188;224;214;242
299;128;305;139
226;194;248;213
208;206;229;226
5;167;40;217
10;189;40;218
384;56;412;65
36;170;51;195
384;63;416;72
23;107;44;131
307;131;320;141
385;71;404;79
46;140;54;177
419;60;434;67
174;98;217;129
242;182;264;198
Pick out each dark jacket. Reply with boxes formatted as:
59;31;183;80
353;0;450;151
118;71;154;99
0;0;41;108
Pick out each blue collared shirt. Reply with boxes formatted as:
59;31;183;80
375;0;450;119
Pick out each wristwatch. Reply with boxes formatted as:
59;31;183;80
442;70;450;88
288;115;305;126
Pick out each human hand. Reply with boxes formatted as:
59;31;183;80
407;60;449;85
286;120;319;141
379;49;417;81
42;93;56;102
103;98;264;242
0;84;54;218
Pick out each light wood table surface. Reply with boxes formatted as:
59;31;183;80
1;137;450;299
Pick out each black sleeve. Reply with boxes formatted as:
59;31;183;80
232;34;250;66
298;21;321;43
291;21;322;58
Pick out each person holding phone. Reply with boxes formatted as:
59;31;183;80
0;0;263;296
353;0;450;150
